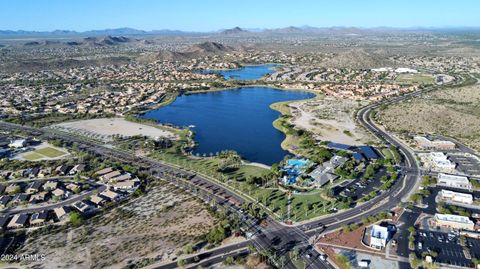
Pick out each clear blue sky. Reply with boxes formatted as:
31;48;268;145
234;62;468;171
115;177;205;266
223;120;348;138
1;0;479;31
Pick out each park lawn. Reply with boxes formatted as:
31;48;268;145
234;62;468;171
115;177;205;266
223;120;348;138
149;147;335;221
34;147;67;158
23;152;44;161
225;164;270;180
150;150;335;221
395;73;434;85
290;191;336;221
381;148;393;160
254;188;289;216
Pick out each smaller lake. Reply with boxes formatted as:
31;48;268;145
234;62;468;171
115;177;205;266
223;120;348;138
142;87;314;165
200;64;277;80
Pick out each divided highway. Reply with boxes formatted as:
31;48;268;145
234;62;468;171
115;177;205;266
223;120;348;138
0;88;421;269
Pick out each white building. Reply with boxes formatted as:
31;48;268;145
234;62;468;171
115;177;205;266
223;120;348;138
414;136;456;150
428;152;456;172
437;173;472;190
395;67;418;73
434;213;475;231
439;189;473;204
371;67;393;72
369;225;389;249
8;139;26;148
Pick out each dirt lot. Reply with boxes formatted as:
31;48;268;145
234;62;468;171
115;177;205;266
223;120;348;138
53;117;176;142
377;82;480;150
289;97;371;145
18;183;216;269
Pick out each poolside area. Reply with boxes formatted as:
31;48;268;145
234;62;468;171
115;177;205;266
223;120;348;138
281;159;312;185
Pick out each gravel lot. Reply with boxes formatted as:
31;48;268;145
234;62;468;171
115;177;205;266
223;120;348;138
54;117;176;141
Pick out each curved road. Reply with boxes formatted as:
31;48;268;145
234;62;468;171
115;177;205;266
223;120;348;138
0;89;422;269
299;92;422;234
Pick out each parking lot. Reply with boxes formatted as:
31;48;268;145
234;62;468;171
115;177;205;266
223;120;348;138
415;229;480;267
449;154;480;176
337;167;389;201
393;210;420;257
420;186;480;215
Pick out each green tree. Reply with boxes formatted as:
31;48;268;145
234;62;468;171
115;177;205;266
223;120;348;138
290;249;299;261
223;256;234;265
69;211;84;227
177;259;187;267
184;244;194;254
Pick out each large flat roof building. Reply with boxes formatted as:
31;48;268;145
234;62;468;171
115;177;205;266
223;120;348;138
414;136;456;150
439;189;473;204
434;213;475;231
428;152;456;171
437;173;472;190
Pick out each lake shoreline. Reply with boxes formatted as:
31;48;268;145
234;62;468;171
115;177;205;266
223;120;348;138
195;62;280;72
141;86;315;164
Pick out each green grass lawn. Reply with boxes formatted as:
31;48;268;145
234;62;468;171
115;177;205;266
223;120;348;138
381;148;393;159
290;192;336;221
290;255;307;269
35;147;67;158
225;164;270;179
23;152;44;161
149;144;336;221
395;73;434;85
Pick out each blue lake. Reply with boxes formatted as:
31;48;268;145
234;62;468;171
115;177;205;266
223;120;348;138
142;87;314;165
200;64;277;80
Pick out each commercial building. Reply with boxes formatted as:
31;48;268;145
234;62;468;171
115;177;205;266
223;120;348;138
428;152;456;172
8;139;26;148
439;189;473;204
308;156;347;187
437;173;472;190
434;213;475;231
414;136;456;150
369;225;390;249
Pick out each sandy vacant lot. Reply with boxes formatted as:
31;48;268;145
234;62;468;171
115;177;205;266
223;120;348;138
289;97;371;145
53;117;176;142
378;82;480;150
19;183;215;269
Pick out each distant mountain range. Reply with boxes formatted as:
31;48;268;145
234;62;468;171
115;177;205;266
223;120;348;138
18;35;137;47
1;26;480;38
155;41;237;61
0;27;199;37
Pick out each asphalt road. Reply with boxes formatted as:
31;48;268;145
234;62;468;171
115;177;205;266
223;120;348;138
1;184;106;215
0;90;422;269
298;94;422;235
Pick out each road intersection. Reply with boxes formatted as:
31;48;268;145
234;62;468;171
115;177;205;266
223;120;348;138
0;89;422;268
